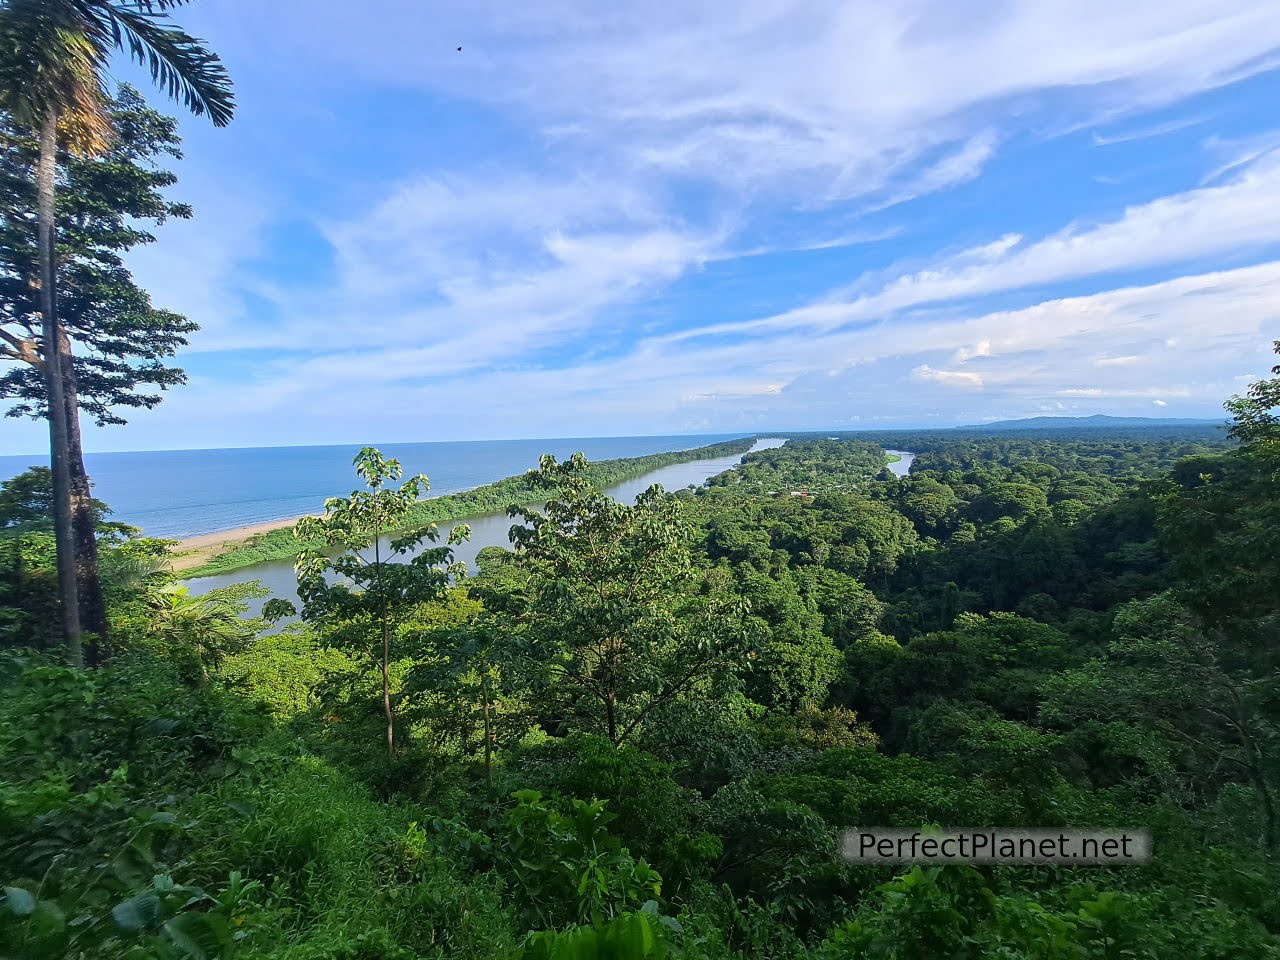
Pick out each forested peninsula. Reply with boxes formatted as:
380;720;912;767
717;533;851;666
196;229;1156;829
181;437;759;577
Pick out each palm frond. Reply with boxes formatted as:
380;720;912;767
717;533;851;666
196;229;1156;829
0;0;112;150
94;3;234;126
100;549;169;589
124;1;199;10
54;28;115;153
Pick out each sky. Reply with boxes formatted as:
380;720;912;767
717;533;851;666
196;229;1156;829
7;0;1280;454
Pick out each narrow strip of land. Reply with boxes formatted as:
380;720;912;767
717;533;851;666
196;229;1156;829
170;517;318;572
173;437;758;578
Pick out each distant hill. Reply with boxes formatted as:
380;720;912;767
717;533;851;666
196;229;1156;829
954;414;1226;431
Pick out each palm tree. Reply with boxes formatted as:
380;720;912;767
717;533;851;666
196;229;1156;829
0;0;233;664
144;582;252;686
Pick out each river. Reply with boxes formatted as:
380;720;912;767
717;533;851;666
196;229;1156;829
186;437;788;612
885;449;915;477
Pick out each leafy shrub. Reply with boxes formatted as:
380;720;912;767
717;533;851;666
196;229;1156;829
498;789;662;929
507;735;721;889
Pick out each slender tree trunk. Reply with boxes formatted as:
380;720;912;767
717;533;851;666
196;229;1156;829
605;642;618;743
36;109;82;666
1252;763;1276;858
59;335;108;657
195;641;210;688
380;618;394;756
374;523;395;756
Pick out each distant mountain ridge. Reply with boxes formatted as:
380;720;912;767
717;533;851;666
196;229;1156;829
954;414;1226;431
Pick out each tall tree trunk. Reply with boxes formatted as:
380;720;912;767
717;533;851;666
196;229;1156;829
381;618;395;756
36;109;82;666
374;523;395;756
59;333;108;658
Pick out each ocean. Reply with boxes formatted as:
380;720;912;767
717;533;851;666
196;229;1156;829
185;437;788;608
0;434;748;539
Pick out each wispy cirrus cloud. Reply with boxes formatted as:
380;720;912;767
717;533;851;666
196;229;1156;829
663;146;1280;348
136;258;1280;449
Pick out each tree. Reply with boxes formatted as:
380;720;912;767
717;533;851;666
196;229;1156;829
142;581;259;686
734;566;840;712
0;88;198;645
795;565;884;648
504;453;755;746
0;465;55;647
404;608;526;785
1043;592;1279;854
1131;342;1280;854
0;464;112;650
0;0;233;664
265;447;469;756
393;587;535;784
1161;341;1280;628
1225;340;1280;450
0;464;53;529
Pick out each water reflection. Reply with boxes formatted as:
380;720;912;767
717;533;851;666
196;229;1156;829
885;450;915;477
186;438;786;615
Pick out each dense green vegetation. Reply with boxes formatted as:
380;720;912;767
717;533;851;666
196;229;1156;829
2;346;1277;958
704;439;890;496
806;427;1227;475
185;438;757;577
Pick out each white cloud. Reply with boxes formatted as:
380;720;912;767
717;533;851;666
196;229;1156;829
180;170;722;374
1091;116;1207;146
473;0;1280;197
133;261;1276;448
954;340;993;362
912;365;986;388
196;1;1280;204
871;131;1001;208
665;147;1280;346
123;173;271;353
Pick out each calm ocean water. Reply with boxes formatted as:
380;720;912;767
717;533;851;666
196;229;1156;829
185;437;788;610
0;434;747;539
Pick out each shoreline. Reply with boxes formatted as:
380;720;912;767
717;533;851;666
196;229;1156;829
170;516;314;572
172;436;762;579
169;477;504;571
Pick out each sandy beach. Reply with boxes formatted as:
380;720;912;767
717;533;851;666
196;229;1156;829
170;516;309;572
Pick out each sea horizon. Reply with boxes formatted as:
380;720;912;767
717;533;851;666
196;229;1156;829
0;433;752;540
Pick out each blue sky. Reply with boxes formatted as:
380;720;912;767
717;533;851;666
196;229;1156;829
8;0;1280;454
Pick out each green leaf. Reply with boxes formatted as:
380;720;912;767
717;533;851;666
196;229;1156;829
164;911;230;959
112;891;161;931
113;844;154;889
4;886;36;916
27;900;68;944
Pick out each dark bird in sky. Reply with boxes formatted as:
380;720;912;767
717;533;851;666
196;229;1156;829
457;46;463;52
